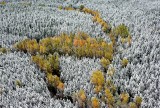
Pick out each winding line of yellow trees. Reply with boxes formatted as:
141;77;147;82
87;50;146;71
14;5;142;108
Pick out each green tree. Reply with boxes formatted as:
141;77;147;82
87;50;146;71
114;24;129;38
0;48;7;53
79;5;84;11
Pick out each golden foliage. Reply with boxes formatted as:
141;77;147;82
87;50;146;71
91;97;100;108
91;70;105;94
114;24;129;38
65;7;75;10
78;89;86;102
14;39;29;52
105;88;115;105
121;38;127;44
73;89;87;108
105;79;116;94
52;75;61;87
120;35;131;45
106;79;113;88
135;96;142;106
44;61;52;73
26;39;39;54
57;82;64;91
48;54;59;71
120;93;130;104
14;39;39;54
107;66;115;77
0;47;7;53
121;58;129;67
39;37;53;54
31;55;45;70
47;73;63;89
15;80;22;87
13;32;111;59
100;57;110;69
0;1;6;5
104;52;113;61
91;70;105;86
39;45;47;54
92;16;97;22
129;102;137;108
94;85;102;94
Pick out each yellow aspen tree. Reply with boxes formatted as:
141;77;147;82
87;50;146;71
105;88;115;106
57;82;64;91
121;58;128;67
91;70;105;93
47;73;54;84
44;61;52;73
134;96;142;107
129;102;137;108
120;93;130;104
104;52;113;61
78;89;86;102
91;97;100;108
100;57;110;70
39;45;47;54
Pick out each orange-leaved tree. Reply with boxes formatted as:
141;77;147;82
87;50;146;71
91;97;100;108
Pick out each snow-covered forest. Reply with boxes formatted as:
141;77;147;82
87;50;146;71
0;0;159;108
